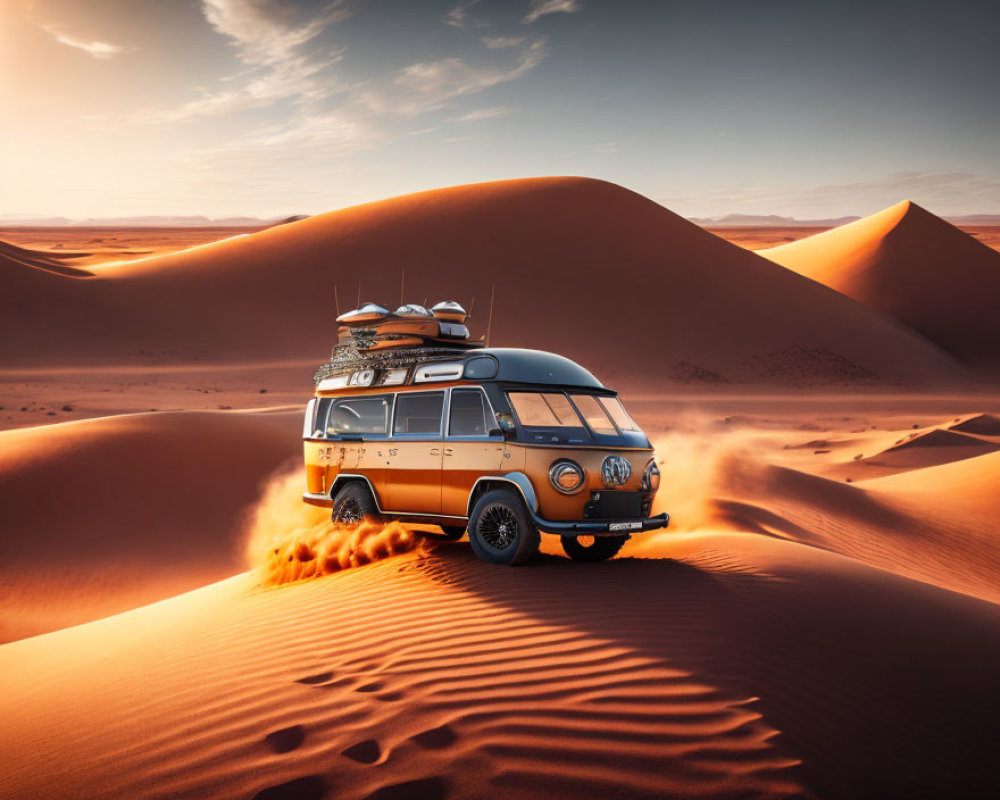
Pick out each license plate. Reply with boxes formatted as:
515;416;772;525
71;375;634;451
609;521;643;532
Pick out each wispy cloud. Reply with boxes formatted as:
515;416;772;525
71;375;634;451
523;0;580;24
443;1;485;31
28;3;128;59
449;107;512;122
202;0;349;65
131;0;350;123
357;39;546;117
480;35;526;49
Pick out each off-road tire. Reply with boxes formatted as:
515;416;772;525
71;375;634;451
561;534;629;562
331;482;381;525
438;525;467;541
468;489;539;566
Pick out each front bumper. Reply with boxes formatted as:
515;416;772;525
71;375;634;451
530;510;670;537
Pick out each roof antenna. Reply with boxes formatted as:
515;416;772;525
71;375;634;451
334;285;341;318
468;295;476;320
356;281;361;307
485;285;495;348
400;269;405;306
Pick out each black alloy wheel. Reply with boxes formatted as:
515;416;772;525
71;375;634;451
468;489;540;566
331;482;381;525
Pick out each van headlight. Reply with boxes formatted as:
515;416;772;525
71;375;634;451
642;460;660;491
549;459;585;494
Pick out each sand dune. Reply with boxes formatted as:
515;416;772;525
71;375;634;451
0;178;964;385
2;397;1000;798
0;410;300;642
3;534;1000;800
760;201;1000;368
854;427;999;473
0;239;95;278
949;412;1000;436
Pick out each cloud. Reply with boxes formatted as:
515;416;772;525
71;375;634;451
480;35;526;49
131;1;350;124
357;39;546;117
449;107;511;122
202;0;350;65
522;0;580;24
443;1;484;31
27;3;128;59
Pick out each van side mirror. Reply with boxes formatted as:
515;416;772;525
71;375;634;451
494;413;516;439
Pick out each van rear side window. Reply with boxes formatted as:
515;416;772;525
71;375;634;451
326;395;391;435
393;391;444;435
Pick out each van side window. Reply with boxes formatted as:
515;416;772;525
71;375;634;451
327;395;391;436
393;391;444;436
449;388;489;436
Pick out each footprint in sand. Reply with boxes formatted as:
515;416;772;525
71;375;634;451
341;739;381;764
253;774;326;800
410;724;457;749
295;671;334;685
374;691;403;702
264;725;306;754
354;681;383;693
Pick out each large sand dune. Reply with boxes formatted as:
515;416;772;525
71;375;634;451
3;533;1000;800
0;410;300;641
0;178;964;385
760;201;1000;368
3;397;1000;798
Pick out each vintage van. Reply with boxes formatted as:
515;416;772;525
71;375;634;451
303;327;669;566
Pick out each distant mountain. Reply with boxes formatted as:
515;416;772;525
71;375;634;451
0;214;309;228
944;214;1000;225
689;213;861;227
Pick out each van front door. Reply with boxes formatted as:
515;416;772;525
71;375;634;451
442;388;505;517
384;390;445;514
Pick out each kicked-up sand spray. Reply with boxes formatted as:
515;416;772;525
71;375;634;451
245;467;424;586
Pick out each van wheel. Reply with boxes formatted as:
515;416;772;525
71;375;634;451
468;489;539;566
331;483;381;525
439;525;466;541
561;534;628;562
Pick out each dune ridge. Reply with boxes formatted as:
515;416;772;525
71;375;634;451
760;201;1000;368
0;410;300;641
0;178;965;385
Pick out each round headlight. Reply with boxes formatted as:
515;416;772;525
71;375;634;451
642;460;661;492
549;459;585;494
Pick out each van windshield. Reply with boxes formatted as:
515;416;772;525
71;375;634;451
508;392;583;427
507;391;645;445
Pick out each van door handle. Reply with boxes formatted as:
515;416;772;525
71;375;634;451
429;448;441;456
444;448;454;456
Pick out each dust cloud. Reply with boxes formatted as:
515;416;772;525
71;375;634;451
245;468;424;586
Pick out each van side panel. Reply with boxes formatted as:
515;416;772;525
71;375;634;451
441;441;506;516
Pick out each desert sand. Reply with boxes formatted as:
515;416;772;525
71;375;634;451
0;225;271;266
3;178;1000;799
0;178;967;385
706;223;1000;254
759;201;1000;369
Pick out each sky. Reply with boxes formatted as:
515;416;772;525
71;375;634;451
2;0;999;219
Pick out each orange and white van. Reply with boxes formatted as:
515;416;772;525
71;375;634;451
303;346;668;565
